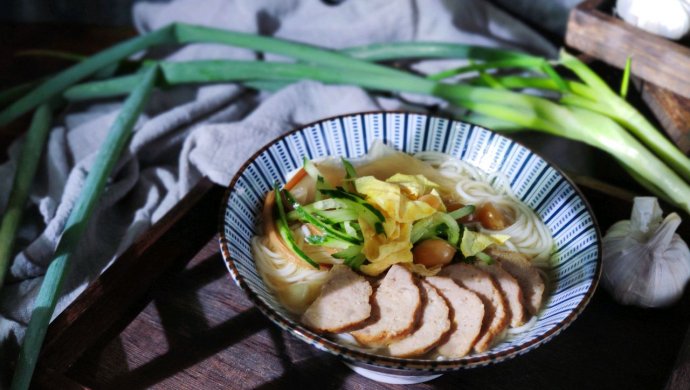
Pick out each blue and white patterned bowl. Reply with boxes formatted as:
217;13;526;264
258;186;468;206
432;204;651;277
219;111;601;377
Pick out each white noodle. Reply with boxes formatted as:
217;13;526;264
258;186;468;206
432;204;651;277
415;151;555;264
252;237;328;314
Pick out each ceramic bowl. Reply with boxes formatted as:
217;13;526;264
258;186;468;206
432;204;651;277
219;111;601;383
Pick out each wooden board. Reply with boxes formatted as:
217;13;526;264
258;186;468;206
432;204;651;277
565;0;690;100
0;23;135;160
17;178;688;390
639;81;690;154
566;0;690;155
3;21;690;390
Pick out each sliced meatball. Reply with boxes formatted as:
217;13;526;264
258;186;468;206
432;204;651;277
440;263;508;353
301;265;373;333
351;265;422;347
488;248;545;315
426;276;484;358
477;262;526;328
388;281;451;358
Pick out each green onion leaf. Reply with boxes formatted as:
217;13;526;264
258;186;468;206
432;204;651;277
0;25;177;126
620;56;632;98
0;104;52;289
10;65;159;390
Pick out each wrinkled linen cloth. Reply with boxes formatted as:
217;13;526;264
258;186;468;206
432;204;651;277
0;0;556;378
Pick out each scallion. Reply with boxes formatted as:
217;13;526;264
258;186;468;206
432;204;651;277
0;104;52;288
10;66;159;390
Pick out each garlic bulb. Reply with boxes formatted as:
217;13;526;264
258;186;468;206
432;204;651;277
602;197;690;308
616;0;690;40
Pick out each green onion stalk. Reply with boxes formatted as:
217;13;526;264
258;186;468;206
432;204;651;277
461;52;690;183
0;24;690;213
0;104;52;289
3;24;690;388
9;66;158;390
57;59;690;214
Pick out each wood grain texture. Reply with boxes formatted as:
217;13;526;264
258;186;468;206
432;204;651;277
33;366;89;390
639;81;690;154
565;0;690;99
2;17;688;390
0;23;135;159
48;181;690;390
38;178;225;373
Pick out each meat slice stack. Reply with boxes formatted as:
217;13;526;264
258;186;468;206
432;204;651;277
477;263;526;328
301;265;373;332
440;263;508;353
388;280;452;357
426;276;484;358
351;265;423;346
488;248;546;316
300;249;546;358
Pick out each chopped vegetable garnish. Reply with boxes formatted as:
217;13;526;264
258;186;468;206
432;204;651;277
475;251;495;265
319;187;386;234
284;189;361;245
460;230;510;258
411;212;461;245
448;205;476;220
305;234;353;250
342;158;358;180
385;173;439;199
274;184;319;269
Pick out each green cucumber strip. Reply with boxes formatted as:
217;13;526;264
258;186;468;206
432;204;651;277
332;245;363;259
284;189;361;245
343;221;361;238
344;253;366;269
315;209;359;223
273;185;319;269
411;218;435;243
303;156;320;179
342;157;357;180
319;187;385;222
411;212;461;245
475;251;495;265
305;234;353;250
448;205;475;220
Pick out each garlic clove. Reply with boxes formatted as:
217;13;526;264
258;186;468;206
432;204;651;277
616;0;690;40
602;197;690;308
630;196;662;235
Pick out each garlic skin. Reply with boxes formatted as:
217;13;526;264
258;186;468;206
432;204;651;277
602;197;690;308
616;0;690;40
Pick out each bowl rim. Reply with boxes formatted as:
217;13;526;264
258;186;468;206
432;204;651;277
218;110;602;371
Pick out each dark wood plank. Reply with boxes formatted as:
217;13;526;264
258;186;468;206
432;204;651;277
639;81;690;154
565;0;690;99
0;23;135;89
667;327;690;390
57;179;690;390
32;367;90;390
37;178;224;372
0;23;135;159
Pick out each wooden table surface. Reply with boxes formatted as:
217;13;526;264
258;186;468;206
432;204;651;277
2;22;690;390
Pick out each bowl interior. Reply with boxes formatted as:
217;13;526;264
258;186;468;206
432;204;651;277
219;112;601;371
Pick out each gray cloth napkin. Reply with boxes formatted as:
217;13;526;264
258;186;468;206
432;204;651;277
0;0;556;379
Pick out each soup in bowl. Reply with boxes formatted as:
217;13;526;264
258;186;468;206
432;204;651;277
219;111;601;383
